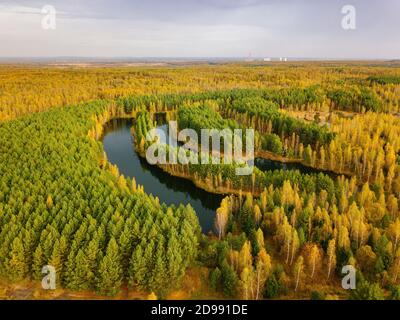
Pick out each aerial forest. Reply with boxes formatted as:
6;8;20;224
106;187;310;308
0;62;400;300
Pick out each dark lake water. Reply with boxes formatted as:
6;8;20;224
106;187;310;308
102;118;223;234
101;118;331;234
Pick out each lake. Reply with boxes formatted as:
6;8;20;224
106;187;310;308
101;118;332;234
102;118;223;234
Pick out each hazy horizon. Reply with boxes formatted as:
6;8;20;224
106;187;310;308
0;0;399;59
0;56;398;62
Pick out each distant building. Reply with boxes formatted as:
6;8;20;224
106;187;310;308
263;58;271;62
244;52;254;62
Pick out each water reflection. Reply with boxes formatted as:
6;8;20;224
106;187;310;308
102;118;223;234
101;117;335;234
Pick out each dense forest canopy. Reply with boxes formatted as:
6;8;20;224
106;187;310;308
0;101;199;297
0;62;400;300
1;62;400;121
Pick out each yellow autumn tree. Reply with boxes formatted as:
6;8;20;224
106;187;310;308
326;239;337;280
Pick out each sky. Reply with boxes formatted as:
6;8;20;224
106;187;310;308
0;0;399;59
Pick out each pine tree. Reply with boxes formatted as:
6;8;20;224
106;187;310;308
210;267;222;291
166;231;184;283
129;245;147;288
66;249;92;290
221;262;238;298
32;245;44;280
150;245;168;297
48;236;68;285
7;237;28;281
96;238;122;296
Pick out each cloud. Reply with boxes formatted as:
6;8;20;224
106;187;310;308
0;0;398;58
